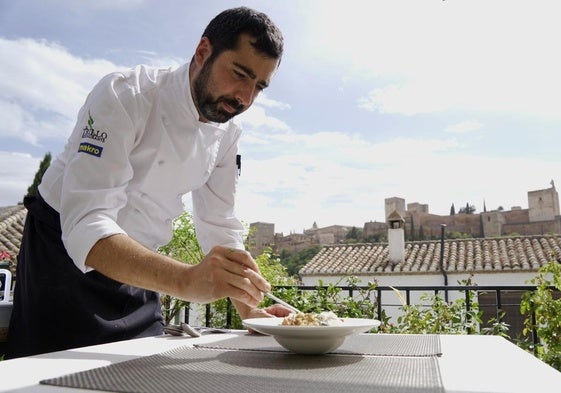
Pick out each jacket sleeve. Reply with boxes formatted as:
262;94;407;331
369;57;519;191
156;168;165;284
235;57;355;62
191;126;245;254
56;72;143;272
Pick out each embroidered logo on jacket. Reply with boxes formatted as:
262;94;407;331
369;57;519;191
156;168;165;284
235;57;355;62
78;142;103;157
81;112;108;143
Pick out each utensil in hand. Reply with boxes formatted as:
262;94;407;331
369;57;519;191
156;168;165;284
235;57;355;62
264;292;301;314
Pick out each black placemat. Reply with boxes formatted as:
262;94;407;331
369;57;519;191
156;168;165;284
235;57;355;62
197;333;442;357
41;346;444;393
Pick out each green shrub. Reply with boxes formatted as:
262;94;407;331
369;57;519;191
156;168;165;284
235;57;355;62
520;260;561;371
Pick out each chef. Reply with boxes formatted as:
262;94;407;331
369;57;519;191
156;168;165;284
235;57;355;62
6;6;289;359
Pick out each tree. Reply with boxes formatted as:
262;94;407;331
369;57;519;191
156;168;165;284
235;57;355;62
278;245;321;276
345;226;362;243
25;152;51;200
158;211;204;324
459;203;476;214
450;203;456;215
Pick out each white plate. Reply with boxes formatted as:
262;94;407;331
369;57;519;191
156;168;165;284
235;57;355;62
243;317;380;354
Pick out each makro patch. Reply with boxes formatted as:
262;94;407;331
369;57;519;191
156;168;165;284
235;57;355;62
78;142;103;157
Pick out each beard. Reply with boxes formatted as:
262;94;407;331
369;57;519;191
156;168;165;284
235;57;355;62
192;59;245;123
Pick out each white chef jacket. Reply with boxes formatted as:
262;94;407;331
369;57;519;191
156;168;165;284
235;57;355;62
39;63;245;273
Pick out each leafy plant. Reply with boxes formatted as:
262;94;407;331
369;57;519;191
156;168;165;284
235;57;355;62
520;260;561;371
389;291;481;334
387;277;482;335
158;210;204;325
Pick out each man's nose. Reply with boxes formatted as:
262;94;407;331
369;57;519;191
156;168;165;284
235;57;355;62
236;83;256;106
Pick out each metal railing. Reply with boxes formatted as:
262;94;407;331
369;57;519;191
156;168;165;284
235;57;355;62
193;284;558;354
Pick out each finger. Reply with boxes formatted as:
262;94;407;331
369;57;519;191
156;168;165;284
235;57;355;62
265;304;293;317
217;251;271;293
226;283;263;307
222;247;261;273
228;271;266;303
240;266;271;293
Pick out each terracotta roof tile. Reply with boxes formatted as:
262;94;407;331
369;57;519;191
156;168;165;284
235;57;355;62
0;205;27;264
300;235;561;276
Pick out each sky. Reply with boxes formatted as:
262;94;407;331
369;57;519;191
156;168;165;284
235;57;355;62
1;0;560;235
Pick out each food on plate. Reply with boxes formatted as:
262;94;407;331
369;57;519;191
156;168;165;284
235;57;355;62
281;311;343;326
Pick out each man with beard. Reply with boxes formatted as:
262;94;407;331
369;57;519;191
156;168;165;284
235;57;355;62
6;6;288;359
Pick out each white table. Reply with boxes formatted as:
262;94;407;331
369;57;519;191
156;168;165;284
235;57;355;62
0;332;559;393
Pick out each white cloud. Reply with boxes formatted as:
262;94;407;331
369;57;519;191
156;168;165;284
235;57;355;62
255;93;291;110
0;38;121;143
235;111;561;234
0;151;40;206
445;120;483;134
238;105;290;132
304;0;561;119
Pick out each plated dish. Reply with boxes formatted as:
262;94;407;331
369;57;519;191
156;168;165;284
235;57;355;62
243;316;380;355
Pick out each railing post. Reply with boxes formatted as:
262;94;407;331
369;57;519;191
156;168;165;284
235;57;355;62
531;308;539;356
465;290;472;334
377;288;382;321
226;298;232;329
205;303;211;327
495;290;502;322
184;302;190;324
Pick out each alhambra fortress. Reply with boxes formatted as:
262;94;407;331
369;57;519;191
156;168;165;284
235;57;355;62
248;181;561;256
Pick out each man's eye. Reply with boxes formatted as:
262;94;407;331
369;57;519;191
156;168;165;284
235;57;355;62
234;70;246;79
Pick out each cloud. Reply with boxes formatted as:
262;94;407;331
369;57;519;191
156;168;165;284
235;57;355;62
0;37;121;143
234;103;560;234
235;118;468;233
304;0;561;119
0;151;40;206
238;105;290;132
445;120;483;134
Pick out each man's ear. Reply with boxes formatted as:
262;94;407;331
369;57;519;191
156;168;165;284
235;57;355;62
194;37;213;67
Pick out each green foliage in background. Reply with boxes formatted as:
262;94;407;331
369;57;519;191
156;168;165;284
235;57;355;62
25;152;51;201
157;212;560;370
278;246;321;276
520;260;561;371
158;210;204;324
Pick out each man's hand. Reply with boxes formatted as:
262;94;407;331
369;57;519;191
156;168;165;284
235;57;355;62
87;236;271;308
242;303;293;334
183;245;271;307
244;303;293;319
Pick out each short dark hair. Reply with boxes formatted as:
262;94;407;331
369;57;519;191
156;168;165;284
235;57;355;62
202;7;283;61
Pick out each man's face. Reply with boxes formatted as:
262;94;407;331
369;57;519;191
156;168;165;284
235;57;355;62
192;34;280;123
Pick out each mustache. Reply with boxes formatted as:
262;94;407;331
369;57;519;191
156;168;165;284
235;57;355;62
218;97;245;112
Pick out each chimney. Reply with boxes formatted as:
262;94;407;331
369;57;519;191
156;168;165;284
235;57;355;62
387;210;405;265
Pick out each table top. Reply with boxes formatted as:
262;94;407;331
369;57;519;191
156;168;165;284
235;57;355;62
0;332;559;393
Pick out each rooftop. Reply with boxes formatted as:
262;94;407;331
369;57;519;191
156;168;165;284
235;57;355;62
300;235;561;276
0;205;26;264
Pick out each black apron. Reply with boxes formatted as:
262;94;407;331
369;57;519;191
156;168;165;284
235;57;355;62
5;194;164;359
